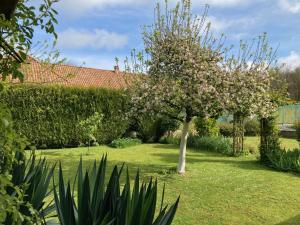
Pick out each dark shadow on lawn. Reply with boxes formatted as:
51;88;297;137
152;144;180;150
151;151;265;169
275;214;300;225
150;150;300;177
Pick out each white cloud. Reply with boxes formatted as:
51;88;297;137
207;16;257;33
279;0;300;13
203;0;247;7
58;0;251;15
278;51;300;71
57;28;128;50
58;0;150;15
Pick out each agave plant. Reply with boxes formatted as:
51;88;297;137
4;152;56;224
54;155;180;225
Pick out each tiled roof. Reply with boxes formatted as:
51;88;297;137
10;58;133;89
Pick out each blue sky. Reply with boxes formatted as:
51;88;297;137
34;0;300;71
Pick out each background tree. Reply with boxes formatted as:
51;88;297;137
224;34;277;155
0;0;58;81
130;0;227;174
280;67;300;102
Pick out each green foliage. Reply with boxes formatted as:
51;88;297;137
280;67;300;101
0;103;35;225
0;174;35;225
259;117;280;164
218;122;234;137
132;116;158;143
267;147;300;173
263;120;300;173
0;0;59;80
0;103;15;173
187;136;233;156
194;117;219;137
295;121;300;144
244;119;260;136
1;86;130;148
3;153;55;224
54;155;179;225
78;112;103;149
0;104;53;224
155;118;180;140
159;136;181;145
132;116;179;143
160;135;233;156
110;138;142;149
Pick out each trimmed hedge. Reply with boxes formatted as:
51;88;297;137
1;86;130;148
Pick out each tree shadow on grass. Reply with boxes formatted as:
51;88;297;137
275;214;300;225
153;144;179;150
150;147;300;177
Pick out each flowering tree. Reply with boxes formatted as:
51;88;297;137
130;0;227;174
224;34;277;155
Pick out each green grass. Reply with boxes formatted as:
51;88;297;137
244;137;299;152
34;140;300;225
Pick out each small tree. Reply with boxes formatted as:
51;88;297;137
79;112;103;151
130;0;227;173
224;34;277;156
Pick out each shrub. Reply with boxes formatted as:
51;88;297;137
295;121;300;144
54;156;179;225
6;153;55;224
110;138;142;148
160;135;234;155
130;116;179;143
267;147;300;173
244;119;260;136
1;86;130;148
0;103;15;173
194;117;219;137
218;122;234;137
159;136;181;145
155;117;180;140
187;136;233;155
259;117;280;164
130;116;157;143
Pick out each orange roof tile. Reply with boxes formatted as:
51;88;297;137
10;58;134;89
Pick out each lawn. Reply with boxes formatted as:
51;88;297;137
244;137;299;152
35;138;300;225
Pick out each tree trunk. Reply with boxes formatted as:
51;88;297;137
177;121;190;174
233;113;244;156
